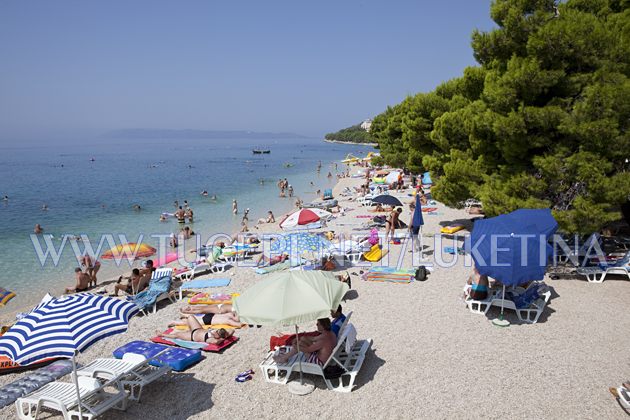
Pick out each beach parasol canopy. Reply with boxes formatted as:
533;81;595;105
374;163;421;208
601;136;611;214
232;271;348;327
465;208;558;326
385;171;400;184
467;209;558;287
371;195;403;207
0;293;139;365
233;271;348;394
101;243;156;260
269;232;333;256
279;208;331;229
0;293;139;418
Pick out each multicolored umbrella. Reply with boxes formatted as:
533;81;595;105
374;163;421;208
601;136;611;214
101;243;156;260
269;233;333;256
279;208;331;229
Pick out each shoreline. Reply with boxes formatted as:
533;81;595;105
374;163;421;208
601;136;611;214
323;138;379;147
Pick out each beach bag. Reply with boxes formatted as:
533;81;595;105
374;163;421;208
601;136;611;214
415;266;427;282
323;365;345;379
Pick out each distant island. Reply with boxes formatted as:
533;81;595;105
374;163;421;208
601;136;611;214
324;120;377;145
102;129;309;140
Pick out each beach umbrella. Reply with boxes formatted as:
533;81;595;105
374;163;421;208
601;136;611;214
385;171;400;184
0;293;139;417
466;208;558;326
279;208;331;229
101;243;156;260
411;193;425;256
233;271;348;394
269;233;333;262
371;194;403;207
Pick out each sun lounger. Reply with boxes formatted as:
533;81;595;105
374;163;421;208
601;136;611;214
128;268;175;315
463;285;497;315
151;329;239;353
77;351;171;402
15;376;127;420
490;285;551;324
259;321;371;393
576;251;630;283
612;386;630;410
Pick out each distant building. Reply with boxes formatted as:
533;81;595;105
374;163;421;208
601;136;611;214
360;119;372;132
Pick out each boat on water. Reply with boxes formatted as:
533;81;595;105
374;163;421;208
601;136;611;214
252;149;271;154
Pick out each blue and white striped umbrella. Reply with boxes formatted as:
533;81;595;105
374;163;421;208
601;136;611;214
0;293;139;365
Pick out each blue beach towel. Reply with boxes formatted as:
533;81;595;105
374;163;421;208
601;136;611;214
180;278;231;290
130;275;171;310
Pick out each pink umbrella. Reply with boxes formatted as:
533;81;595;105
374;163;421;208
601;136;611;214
279;208;331;229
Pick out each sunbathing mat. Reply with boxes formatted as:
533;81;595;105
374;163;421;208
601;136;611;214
422;207;438;212
0;360;73;408
188;292;239;305
363;245;389;262
181;278;231;289
364;266;416;283
113;340;202;371
151;329;239;352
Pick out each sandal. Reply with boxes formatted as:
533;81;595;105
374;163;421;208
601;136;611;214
235;374;252;382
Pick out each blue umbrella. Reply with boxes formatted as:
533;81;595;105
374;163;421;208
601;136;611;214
467;208;558;325
371;194;403;207
412;193;424;228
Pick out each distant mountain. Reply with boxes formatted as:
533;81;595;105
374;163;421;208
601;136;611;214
102;129;309;139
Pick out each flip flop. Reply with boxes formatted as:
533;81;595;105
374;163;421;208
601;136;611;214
235;374;252;382
237;369;254;377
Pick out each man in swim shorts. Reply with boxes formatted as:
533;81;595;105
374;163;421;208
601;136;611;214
273;318;336;366
65;268;92;294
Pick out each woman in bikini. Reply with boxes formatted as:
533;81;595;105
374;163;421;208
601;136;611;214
160;314;236;344
180;303;234;315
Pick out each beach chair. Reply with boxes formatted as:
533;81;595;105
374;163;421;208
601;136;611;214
15;376;127;420
611;386;630;411
463;285;496;315
576;251;630;283
555;233;602;266
76;351;171;402
490;286;552;324
129;268;175;315
260;313;352;385
178;261;211;282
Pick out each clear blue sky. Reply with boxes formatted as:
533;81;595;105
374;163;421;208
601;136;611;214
0;0;495;141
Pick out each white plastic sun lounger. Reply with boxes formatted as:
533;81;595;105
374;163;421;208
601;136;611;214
77;352;171;402
15;376;127;420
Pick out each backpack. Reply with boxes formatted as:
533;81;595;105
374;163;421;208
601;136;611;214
415;266;427;282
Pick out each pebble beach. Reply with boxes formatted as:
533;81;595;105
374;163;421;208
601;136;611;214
1;170;629;420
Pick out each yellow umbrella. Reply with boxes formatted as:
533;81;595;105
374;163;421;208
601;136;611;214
101;243;156;260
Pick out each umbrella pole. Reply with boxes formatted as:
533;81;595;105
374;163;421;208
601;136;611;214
492;285;510;327
295;325;304;385
71;351;84;420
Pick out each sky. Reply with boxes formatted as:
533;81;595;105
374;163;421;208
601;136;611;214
0;0;495;141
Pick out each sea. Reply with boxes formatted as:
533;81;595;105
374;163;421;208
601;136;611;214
0;136;374;314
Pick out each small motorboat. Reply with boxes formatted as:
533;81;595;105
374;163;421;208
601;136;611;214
252;149;271;154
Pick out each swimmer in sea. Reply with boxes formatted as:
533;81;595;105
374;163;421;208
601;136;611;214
210;194;217;200
159;214;167;222
34;224;43;234
42;204;48;211
132;204;142;211
201;190;208;196
2;195;8;201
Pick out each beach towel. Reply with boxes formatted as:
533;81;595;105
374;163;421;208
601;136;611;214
152;329;239;352
269;331;319;352
129;275;171;310
355;215;373;218
180;278;231;290
174;322;246;330
188;292;239;305
422;207;438;212
255;260;291;274
364;266;416;283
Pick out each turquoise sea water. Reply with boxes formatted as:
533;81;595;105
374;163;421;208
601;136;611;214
0;137;374;313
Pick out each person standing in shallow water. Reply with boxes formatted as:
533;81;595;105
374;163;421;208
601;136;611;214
232;199;238;214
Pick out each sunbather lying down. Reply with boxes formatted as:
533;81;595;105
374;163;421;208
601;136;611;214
180;303;233;315
169;311;242;328
161;314;236;344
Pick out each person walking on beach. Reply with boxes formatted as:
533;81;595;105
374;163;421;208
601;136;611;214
232;199;238;214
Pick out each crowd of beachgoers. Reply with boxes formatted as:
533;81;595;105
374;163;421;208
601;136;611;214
1;154;630;419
